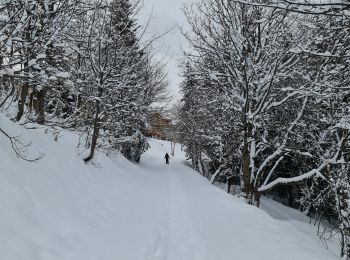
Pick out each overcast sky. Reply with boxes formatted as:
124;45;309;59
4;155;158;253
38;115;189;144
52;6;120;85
139;0;197;102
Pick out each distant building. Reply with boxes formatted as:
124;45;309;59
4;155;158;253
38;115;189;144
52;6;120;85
145;112;175;140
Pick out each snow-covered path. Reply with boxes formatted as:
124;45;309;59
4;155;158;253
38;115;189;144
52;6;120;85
136;139;340;260
0;115;341;260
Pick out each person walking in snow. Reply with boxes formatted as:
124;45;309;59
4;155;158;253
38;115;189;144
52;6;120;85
164;153;170;165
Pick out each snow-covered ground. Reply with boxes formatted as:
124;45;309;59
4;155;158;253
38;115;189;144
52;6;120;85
260;196;340;255
0;115;341;259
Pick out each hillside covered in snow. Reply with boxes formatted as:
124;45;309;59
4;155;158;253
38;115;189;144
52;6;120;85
0;115;341;260
1;0;350;258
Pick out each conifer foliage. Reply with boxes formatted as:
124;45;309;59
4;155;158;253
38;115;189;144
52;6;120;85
0;0;168;163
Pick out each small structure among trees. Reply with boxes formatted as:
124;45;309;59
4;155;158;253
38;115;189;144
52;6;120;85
145;112;176;141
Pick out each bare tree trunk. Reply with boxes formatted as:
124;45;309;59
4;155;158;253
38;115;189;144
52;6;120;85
84;85;103;162
242;119;253;202
17;20;31;121
28;89;34;114
171;141;175;156
340;228;350;259
199;153;207;178
254;191;261;207
16;82;29;121
36;88;46;124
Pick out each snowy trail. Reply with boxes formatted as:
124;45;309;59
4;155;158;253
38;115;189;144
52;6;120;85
0;115;341;260
137;139;340;260
142;148;206;260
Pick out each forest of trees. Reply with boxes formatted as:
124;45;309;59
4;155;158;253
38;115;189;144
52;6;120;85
0;0;168;162
178;0;350;257
1;0;350;258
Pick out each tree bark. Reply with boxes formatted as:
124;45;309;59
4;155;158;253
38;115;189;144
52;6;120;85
17;18;31;121
28;89;34;114
36;88;46;124
84;84;103;162
242;119;253;202
16;82;29;121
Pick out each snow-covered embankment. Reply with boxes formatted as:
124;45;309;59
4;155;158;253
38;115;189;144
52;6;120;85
0;115;340;259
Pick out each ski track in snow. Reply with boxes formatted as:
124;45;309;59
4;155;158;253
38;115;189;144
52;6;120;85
143;163;206;260
144;171;171;260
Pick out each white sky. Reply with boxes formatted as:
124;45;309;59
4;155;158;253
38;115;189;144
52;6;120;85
138;0;198;103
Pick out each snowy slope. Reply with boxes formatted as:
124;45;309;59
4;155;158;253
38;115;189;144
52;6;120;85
0;115;340;259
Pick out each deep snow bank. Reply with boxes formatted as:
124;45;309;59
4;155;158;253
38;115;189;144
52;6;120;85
0;114;150;259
